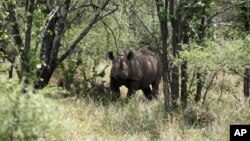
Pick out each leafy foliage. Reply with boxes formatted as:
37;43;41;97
180;36;250;73
0;77;58;141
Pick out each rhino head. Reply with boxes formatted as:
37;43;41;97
108;50;134;81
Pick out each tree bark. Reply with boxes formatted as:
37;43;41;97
21;0;36;77
156;0;171;111
244;68;250;97
40;6;57;64
195;5;206;103
6;3;23;47
36;4;62;89
241;2;250;97
4;2;23;79
169;0;180;108
35;65;57;89
181;60;188;107
181;28;189;108
128;0;137;36
49;0;71;66
195;72;203;102
240;2;250;33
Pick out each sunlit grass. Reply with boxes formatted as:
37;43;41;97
45;79;250;141
1;63;249;141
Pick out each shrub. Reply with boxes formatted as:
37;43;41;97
0;78;58;141
179;37;250;73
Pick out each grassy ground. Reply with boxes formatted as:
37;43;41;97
1;63;249;141
44;73;250;141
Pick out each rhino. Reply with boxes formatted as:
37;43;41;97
107;48;162;100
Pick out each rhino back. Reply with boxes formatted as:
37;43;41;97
127;50;162;88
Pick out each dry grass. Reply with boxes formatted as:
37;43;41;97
1;61;249;141
44;78;249;141
46;97;249;141
39;62;250;141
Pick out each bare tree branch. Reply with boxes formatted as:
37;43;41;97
202;71;217;105
42;6;60;36
49;0;71;66
102;20;110;52
134;14;158;44
206;2;245;25
58;0;113;63
101;19;118;52
69;3;98;12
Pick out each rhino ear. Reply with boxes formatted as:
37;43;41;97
127;51;133;60
107;51;114;60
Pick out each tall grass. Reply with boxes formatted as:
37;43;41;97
0;74;249;141
1;47;250;140
38;59;250;141
45;83;249;141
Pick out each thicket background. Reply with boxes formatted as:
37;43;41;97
0;0;249;140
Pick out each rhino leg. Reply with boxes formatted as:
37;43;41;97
127;89;136;98
152;79;161;98
126;81;139;98
142;86;155;100
110;78;121;99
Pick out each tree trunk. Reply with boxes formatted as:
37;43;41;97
195;72;203;102
241;2;250;97
244;68;250;97
171;65;179;108
128;0;137;36
6;3;23;47
171;28;180;108
195;5;206;103
181;30;189;108
240;2;250;33
35;1;70;89
169;0;180;108
181;61;188;107
40;6;56;64
21;0;36;77
156;0;171;111
34;65;56;89
5;2;23;79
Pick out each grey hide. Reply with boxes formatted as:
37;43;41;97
108;48;162;100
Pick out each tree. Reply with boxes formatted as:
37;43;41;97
155;0;249;108
188;0;247;103
156;0;199;110
240;2;250;97
1;0;116;89
155;0;171;111
1;2;22;79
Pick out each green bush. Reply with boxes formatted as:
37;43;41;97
0;78;57;141
179;37;250;73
